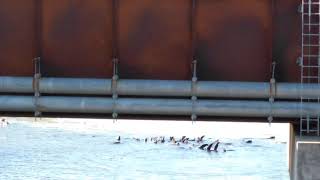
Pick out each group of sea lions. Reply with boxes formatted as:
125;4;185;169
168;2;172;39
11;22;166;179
0;118;9;128
113;135;240;153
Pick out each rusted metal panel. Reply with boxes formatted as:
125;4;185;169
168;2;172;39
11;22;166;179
273;0;301;82
0;0;36;76
41;0;113;78
196;0;273;81
0;0;302;82
118;0;192;80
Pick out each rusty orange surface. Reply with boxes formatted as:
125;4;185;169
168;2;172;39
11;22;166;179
273;0;301;82
196;0;273;81
0;0;301;82
0;0;36;76
118;0;192;80
41;0;113;78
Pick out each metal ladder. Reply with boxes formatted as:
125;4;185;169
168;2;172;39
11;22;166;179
300;0;320;136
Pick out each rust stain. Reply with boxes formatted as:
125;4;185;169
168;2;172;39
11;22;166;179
0;0;302;82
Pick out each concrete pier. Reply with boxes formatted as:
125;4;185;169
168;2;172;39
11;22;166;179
291;135;320;180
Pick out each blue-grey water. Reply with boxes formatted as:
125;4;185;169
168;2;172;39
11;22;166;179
0;120;289;180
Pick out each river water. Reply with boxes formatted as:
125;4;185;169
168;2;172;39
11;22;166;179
0;118;289;180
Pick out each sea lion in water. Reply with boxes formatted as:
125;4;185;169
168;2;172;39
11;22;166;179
268;136;275;140
1;119;8;128
207;140;220;152
169;136;174;142
113;136;121;144
207;142;219;152
199;135;205;141
199;144;208;150
180;136;186;142
197;135;205;143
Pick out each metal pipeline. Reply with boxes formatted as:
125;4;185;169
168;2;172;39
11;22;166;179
1;76;320;99
0;95;319;118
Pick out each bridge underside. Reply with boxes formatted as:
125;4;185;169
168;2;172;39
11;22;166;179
0;0;306;123
0;0;300;81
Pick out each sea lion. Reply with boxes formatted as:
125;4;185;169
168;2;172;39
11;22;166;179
199;144;208;150
113;136;121;144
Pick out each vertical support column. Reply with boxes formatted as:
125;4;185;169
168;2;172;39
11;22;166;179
268;62;277;124
33;0;42;120
269;0;276;125
191;60;197;123
33;57;41;119
190;0;198;123
289;123;296;179
112;0;119;122
293;136;320;180
112;58;118;122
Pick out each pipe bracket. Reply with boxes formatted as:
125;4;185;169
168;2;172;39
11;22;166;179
268;61;277;124
191;60;198;123
33;57;41;118
112;58;119;122
268;78;276;124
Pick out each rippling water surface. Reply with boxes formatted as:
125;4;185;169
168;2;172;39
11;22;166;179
0;119;289;180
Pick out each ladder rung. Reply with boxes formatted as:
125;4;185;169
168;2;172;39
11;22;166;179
301;101;318;103
303;23;320;26
303;55;320;57
302;65;320;68
300;101;320;103
303;13;320;15
302;2;320;5
304;97;320;98
303;33;320;36
302;76;320;79
300;116;320;119
301;118;319;121
303;44;320;47
301;119;319;122
300;130;319;132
